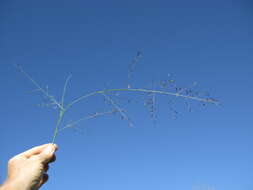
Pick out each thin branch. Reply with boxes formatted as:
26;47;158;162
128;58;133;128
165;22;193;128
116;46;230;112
128;51;143;88
58;110;118;132
151;89;156;120
61;74;72;107
65;88;219;110
52;110;65;143
102;93;133;127
16;65;64;110
144;80;157;121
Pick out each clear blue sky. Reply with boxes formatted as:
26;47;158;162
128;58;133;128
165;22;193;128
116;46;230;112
0;0;253;189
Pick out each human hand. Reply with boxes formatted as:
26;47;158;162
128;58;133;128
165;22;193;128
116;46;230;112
1;144;58;190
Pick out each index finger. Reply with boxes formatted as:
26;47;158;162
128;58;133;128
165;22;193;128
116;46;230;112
21;144;57;158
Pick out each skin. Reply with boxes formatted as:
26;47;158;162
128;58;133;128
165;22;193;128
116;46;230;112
0;144;58;190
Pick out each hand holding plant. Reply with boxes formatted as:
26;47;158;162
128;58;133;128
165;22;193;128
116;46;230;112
0;144;57;190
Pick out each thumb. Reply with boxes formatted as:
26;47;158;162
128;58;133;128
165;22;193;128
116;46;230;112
38;144;57;164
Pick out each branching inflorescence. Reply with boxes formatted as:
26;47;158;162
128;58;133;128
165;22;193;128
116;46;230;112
16;53;219;144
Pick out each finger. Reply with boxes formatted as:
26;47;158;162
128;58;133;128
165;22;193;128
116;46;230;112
21;144;58;159
52;144;58;151
38;173;49;188
48;154;56;163
38;144;58;164
21;144;49;158
44;164;49;172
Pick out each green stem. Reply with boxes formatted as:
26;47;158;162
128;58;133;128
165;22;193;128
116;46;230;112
65;88;219;111
51;110;65;143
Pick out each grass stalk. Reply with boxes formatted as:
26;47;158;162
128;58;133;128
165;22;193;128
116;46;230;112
65;88;219;111
17;65;219;143
52;110;65;143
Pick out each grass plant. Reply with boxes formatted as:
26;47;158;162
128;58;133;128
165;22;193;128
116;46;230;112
16;54;219;144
